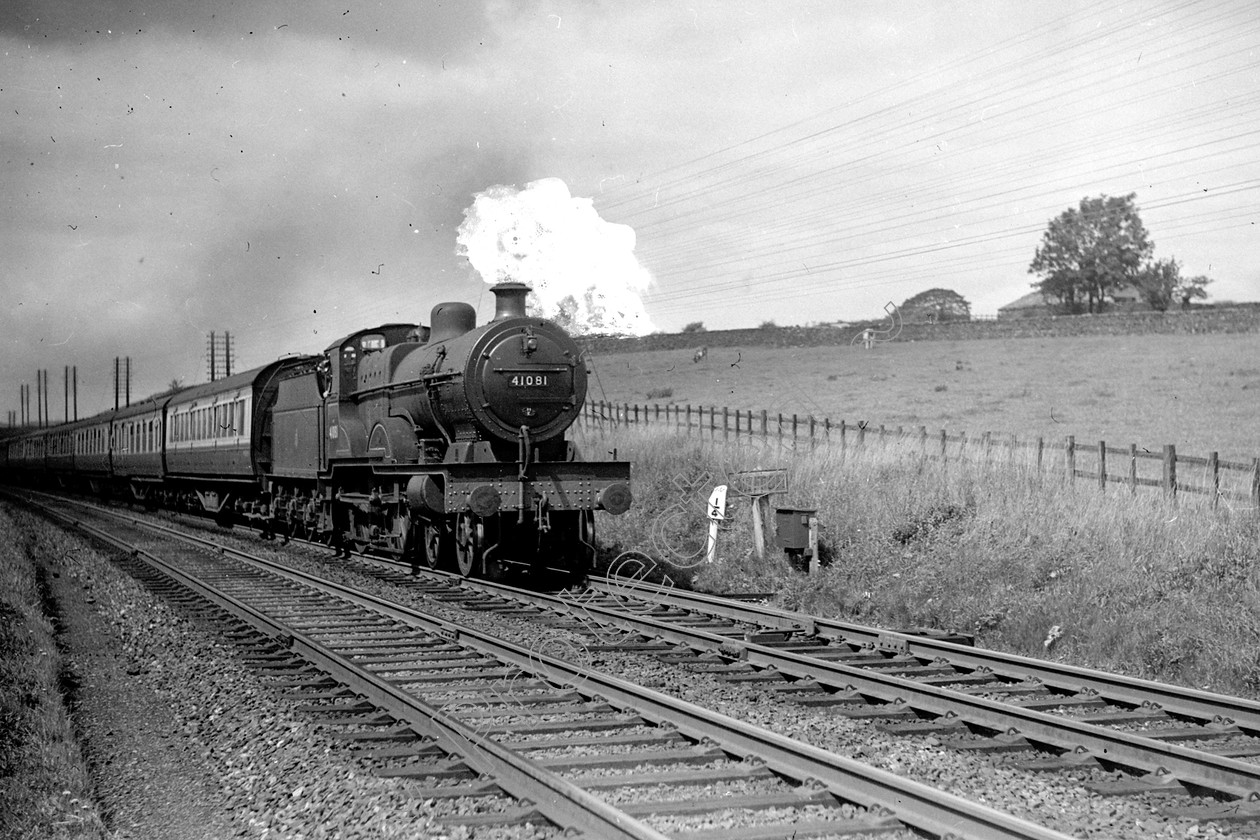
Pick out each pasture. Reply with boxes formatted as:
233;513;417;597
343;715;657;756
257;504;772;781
586;331;1260;463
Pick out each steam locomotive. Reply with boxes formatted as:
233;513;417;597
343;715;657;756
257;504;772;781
2;283;632;580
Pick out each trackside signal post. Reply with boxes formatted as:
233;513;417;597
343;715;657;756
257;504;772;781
731;469;788;560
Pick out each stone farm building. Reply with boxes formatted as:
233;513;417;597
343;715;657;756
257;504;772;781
997;285;1144;319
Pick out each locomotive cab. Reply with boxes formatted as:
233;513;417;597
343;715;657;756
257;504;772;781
321;323;423;462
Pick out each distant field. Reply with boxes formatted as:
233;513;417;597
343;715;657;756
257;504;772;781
586;331;1260;463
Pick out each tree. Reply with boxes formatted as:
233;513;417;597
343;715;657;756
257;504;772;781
1135;259;1213;311
1029;193;1153;313
1177;274;1212;308
899;288;971;322
1134;257;1181;311
681;321;706;333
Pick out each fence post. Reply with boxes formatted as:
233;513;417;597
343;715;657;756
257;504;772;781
1036;437;1044;472
1128;444;1137;494
1251;458;1260;513
857;422;866;449
1209;451;1219;509
939;429;947;461
1065;435;1075;483
1162;444;1177;500
1098;441;1107;491
760;410;768;438
792;414;799;441
809;416;816;450
722;406;729;441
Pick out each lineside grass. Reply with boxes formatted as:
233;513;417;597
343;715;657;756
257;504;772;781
582;424;1260;699
0;507;106;840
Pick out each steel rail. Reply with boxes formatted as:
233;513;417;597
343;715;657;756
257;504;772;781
397;569;1260;801
31;500;671;840
586;574;1260;734
53;497;1075;840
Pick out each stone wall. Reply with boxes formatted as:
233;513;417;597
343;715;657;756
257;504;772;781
579;304;1260;356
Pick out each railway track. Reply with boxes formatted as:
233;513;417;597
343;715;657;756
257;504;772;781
415;568;1260;824
19;490;1077;840
212;526;1260;830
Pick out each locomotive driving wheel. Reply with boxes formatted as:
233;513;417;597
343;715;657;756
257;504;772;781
422;521;447;569
454;513;484;578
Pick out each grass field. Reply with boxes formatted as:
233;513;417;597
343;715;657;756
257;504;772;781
586;331;1260;464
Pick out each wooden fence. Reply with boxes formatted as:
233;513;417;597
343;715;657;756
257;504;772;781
580;399;1260;512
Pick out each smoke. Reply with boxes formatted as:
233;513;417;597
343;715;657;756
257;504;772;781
456;178;653;336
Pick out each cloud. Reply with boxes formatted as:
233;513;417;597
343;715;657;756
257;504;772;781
0;1;496;65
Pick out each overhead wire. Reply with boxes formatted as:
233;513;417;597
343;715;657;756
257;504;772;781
609;1;1260;324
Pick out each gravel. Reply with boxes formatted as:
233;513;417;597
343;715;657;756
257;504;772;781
9;502;559;839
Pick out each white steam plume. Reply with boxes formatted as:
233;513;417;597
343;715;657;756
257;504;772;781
456;177;653;336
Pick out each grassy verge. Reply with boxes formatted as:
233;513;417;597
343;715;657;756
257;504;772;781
581;424;1260;698
0;506;106;840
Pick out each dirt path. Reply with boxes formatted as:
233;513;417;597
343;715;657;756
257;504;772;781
36;531;235;840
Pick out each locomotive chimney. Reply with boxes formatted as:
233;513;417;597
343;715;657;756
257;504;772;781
491;282;530;321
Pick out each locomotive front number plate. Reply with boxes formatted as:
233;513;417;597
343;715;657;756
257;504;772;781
506;374;550;387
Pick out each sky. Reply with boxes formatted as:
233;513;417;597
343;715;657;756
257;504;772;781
3;0;1258;422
